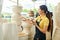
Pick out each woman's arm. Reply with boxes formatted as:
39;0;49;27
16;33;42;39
35;24;46;34
20;16;34;24
34;19;49;34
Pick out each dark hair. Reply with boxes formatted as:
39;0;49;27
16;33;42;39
40;5;53;32
46;11;53;32
40;5;48;14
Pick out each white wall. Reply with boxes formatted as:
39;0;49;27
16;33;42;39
0;0;3;40
0;0;3;13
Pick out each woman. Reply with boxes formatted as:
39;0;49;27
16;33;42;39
33;5;49;40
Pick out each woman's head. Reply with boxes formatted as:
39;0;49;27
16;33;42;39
38;5;48;15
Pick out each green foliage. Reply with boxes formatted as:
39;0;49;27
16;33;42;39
22;9;29;12
33;8;37;13
32;0;37;2
1;12;11;22
22;8;37;13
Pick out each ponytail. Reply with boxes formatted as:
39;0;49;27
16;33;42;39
46;11;53;32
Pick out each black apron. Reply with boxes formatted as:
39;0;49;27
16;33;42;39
34;19;46;40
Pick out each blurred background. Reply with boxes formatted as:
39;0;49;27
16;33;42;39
0;0;60;40
0;0;60;22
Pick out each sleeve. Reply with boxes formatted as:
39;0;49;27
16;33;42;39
43;18;49;28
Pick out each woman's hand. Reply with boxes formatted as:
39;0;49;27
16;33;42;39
31;20;36;25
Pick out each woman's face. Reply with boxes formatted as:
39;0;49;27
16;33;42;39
38;8;44;15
